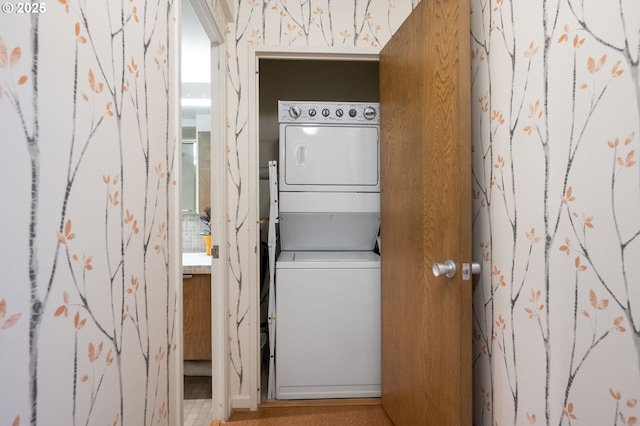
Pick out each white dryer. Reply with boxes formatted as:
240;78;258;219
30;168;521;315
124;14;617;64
274;101;381;400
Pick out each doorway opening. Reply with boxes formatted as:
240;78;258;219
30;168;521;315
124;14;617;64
251;51;381;405
180;1;213;424
179;0;228;422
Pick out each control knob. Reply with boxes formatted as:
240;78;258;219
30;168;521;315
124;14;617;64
363;106;377;120
288;105;302;119
349;109;357;117
322;108;330;117
308;108;317;117
336;108;344;117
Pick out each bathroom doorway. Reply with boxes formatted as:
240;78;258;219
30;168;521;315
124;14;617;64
179;0;229;422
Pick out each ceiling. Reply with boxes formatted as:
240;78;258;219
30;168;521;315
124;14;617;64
181;0;211;123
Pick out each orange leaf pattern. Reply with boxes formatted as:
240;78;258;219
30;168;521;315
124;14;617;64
525;227;542;243
9;46;20;68
1;313;22;330
559;237;571;255
589;289;609;310
54;292;71;318
88;342;104;363
1;3;639;426
73;312;86;330
562;186;576;204
526;412;536;424
57;220;76;244
0;37;7;69
58;0;70;13
614;317;626;332
587;54;607;74
0;299;22;330
563;402;577;420
524;41;539;58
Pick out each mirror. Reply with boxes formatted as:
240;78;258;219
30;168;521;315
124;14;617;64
181;116;211;213
181;0;211;214
181;133;197;211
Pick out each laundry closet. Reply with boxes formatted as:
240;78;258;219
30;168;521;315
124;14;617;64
257;58;380;401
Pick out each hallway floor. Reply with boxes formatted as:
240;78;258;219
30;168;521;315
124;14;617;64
224;401;393;425
184;376;212;426
183;375;393;426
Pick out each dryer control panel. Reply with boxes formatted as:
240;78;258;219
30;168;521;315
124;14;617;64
278;101;380;124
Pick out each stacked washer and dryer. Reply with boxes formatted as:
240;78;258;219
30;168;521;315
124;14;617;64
272;100;382;400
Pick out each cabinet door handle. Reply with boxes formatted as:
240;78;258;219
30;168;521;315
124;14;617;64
182;274;193;279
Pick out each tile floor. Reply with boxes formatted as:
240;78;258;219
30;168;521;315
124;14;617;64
184;376;212;426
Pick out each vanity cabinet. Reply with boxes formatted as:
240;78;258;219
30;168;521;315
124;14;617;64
182;274;211;360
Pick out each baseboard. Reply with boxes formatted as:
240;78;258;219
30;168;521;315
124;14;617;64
184;360;212;376
231;394;251;409
258;397;382;408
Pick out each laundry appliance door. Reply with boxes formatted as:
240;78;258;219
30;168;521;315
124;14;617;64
278;192;381;251
279;125;379;192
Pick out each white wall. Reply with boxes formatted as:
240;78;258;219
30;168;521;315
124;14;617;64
220;0;640;423
471;1;640;424
0;1;180;424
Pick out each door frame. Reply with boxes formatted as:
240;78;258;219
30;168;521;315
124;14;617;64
247;45;380;409
178;0;230;421
207;21;230;424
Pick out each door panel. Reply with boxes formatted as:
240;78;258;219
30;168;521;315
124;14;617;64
379;0;472;425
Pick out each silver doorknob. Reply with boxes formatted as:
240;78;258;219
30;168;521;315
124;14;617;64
432;260;456;278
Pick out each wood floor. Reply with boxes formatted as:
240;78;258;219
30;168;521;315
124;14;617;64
221;399;394;425
213;333;394;425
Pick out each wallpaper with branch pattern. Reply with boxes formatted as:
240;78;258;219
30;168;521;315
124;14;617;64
471;1;640;425
0;1;179;425
2;0;634;423
224;0;640;422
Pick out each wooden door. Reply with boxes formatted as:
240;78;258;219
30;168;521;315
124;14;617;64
379;0;472;425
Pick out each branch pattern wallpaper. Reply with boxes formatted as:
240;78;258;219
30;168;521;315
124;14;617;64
471;1;640;425
224;1;640;424
0;1;179;425
1;0;639;424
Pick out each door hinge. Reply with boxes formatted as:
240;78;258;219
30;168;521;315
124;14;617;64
211;245;219;259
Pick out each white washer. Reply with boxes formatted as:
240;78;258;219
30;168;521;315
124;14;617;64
275;251;381;400
273;101;381;400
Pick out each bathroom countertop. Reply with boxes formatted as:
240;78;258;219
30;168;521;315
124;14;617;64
182;252;212;275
